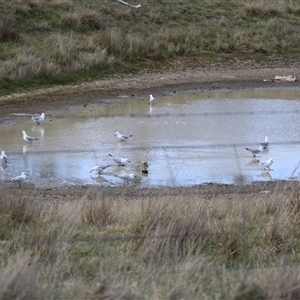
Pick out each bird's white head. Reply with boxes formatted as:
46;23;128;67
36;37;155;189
21;130;26;135
114;132;119;136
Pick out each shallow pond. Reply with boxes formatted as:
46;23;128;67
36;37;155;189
1;88;300;187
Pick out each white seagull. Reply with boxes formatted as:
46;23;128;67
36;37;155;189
0;151;7;164
116;0;141;8
149;94;155;104
22;130;39;143
261;136;269;149
90;164;111;174
245;145;264;157
31;112;46;125
114;131;133;141
115;173;136;184
10;172;29;188
259;158;273;170
109;154;131;166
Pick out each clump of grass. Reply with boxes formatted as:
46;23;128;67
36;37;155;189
87;280;136;300
19;0;42;10
0;20;22;43
15;0;42;15
241;3;282;18
62;9;103;31
82;198;114;226
0;52;59;80
0;191;40;229
0;253;39;300
48;0;73;10
234;282;267;300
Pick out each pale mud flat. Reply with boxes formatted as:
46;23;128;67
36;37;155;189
0;64;300;198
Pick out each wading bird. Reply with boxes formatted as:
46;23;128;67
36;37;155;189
115;173;136;184
31;112;46;125
259;157;273;170
10;172;29;188
114;132;133;141
90;164;111;174
149;94;155;104
22;131;39;143
261;136;269;149
109;154;131;166
0;151;7;164
245;145;264;157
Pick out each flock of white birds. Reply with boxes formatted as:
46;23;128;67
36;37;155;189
1;95;156;188
245;136;273;171
1;93;275;188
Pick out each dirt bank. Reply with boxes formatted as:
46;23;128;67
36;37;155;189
0;62;300;124
0;62;300;197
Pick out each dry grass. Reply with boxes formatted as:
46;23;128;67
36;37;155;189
62;10;103;31
240;0;300;17
48;0;73;10
0;20;22;43
0;0;299;91
1;182;300;298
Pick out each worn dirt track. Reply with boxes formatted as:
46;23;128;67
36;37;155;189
1;62;300;199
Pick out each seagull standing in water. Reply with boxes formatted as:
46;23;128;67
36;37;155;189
114;132;133;141
31;112;46;125
109;154;131;166
90;164;111;174
261;136;269;149
10;172;29;188
149;94;155;104
0;151;7;164
259;158;273;170
245;145;264;157
115;173;136;184
22;131;39;143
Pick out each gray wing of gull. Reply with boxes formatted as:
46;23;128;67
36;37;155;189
117;174;130;179
26;135;37;141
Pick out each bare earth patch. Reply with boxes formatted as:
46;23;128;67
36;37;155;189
0;62;300;198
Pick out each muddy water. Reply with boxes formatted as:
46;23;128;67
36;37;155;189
1;88;300;187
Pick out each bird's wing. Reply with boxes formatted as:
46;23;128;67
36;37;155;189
11;175;22;181
26;136;36;140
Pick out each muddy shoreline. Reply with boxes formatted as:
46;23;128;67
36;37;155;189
1;65;300;123
1;64;300;197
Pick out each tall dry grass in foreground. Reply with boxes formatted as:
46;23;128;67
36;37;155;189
1;184;300;298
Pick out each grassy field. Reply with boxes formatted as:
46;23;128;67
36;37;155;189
1;1;300;299
1;184;300;299
0;0;300;95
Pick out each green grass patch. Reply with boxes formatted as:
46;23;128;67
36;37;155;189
0;0;299;95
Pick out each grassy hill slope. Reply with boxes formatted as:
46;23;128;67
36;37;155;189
0;0;300;94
